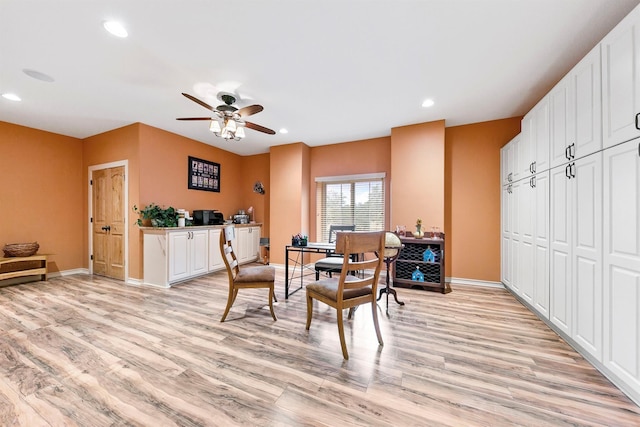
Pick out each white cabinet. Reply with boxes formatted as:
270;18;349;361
168;229;208;283
515;171;550;315
549;153;603;358
522;95;550;176
603;138;640;395
208;229;224;272
602;5;640;148
236;226;260;264
550;45;602;169
533;171;550;317
501;134;520;185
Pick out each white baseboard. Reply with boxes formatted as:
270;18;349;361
447;276;504;288
50;268;89;278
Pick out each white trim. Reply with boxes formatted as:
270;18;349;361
315;172;386;183
88;160;129;281
48;268;90;278
447;276;504;289
126;277;144;286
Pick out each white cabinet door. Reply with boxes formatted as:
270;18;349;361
209;229;224;272
533;171;550;318
236;227;250;264
550;163;572;334
249;226;261;261
603;138;640;393
549;154;603;354
602;5;640;148
168;231;190;282
501;134;520;185
501;184;513;288
523;96;551;175
510;180;522;295
550;45;602;169
168;230;209;282
571;45;602;159
191;230;209;276
550;75;571;169
573;153;602;361
518;177;535;304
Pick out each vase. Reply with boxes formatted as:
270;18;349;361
412;226;424;238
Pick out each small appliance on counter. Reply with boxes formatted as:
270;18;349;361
233;209;250;224
193;210;224;225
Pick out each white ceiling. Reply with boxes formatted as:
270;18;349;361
1;0;638;156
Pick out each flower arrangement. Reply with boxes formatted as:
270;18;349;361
292;233;308;246
414;218;424;238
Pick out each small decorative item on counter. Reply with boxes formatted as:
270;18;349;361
423;246;435;262
411;266;424;282
292;233;308;246
413;218;424;238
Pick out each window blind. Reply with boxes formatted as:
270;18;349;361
316;174;385;242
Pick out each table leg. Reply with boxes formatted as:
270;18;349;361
285;247;290;299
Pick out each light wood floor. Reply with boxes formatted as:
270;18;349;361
1;267;639;426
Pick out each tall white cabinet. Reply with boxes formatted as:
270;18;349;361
501;3;640;406
603;138;640;398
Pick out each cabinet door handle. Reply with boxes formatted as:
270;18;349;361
565;146;571;160
570;162;576;178
565;164;571;179
533;161;536;173
532;176;536;188
636;112;640;130
570;143;575;159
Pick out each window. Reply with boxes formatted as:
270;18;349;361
316;173;385;242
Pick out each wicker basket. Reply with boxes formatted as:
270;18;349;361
3;242;39;257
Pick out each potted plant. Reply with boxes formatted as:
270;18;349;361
133;203;178;227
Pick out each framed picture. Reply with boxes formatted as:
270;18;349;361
188;156;220;192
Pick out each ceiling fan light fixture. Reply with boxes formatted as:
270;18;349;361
235;126;245;139
210;120;221;133
225;118;237;133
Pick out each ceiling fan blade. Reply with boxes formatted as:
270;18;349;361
176;117;212;121
182;93;215;111
237;104;263;118
245;121;276;135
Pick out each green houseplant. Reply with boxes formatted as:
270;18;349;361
133;203;178;227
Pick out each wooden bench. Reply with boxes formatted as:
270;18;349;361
0;255;48;282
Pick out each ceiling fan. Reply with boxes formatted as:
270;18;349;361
177;92;275;141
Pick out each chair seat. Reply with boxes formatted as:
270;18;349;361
236;265;275;283
306;276;372;301
314;257;344;270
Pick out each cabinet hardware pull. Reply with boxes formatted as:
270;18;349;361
638;142;640;157
565;164;571;179
570;162;576;178
636;112;640;130
533;161;536;173
570;143;575;159
565;146;571;160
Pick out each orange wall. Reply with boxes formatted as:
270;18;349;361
390;120;446;232
444;117;521;281
269;143;310;264
241;153;271;237
309;137;392;240
0;121;84;274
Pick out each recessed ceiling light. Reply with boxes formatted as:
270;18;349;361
2;93;21;101
103;20;128;38
23;69;55;82
279;128;289;134
422;99;435;108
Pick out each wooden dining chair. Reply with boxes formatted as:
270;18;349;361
219;226;277;322
305;231;385;359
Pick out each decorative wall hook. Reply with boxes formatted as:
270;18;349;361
253;181;265;195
